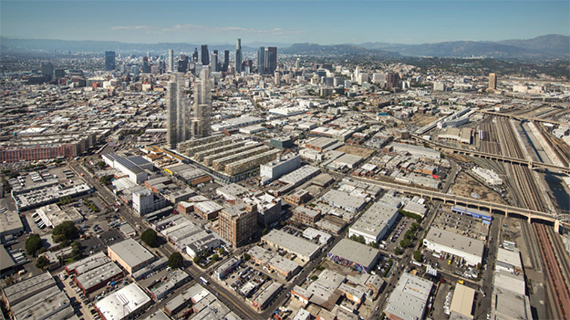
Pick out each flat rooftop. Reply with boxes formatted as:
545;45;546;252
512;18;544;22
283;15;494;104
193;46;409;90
425;227;485;258
328;239;380;268
108;238;155;269
450;284;475;319
95;283;151;320
262;229;320;260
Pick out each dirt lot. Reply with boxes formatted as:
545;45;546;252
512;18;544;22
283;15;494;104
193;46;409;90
450;172;507;204
410;114;438;126
335;145;376;158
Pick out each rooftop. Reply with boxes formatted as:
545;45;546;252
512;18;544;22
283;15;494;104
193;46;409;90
328;239;380;268
450;284;475;319
262;229;321;260
425;227;485;258
95;283;151;320
108;238;155;269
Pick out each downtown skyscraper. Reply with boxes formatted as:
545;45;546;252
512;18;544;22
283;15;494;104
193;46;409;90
235;39;242;74
223;50;229;72
192;67;211;138
201;45;209;66
168;49;174;72
257;47;265;75
105;51;115;71
265;47;277;74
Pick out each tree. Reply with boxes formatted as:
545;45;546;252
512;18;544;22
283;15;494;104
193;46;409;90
141;229;158;247
370;241;379;249
4;276;14;286
413;250;422;262
193;256;200;264
243;253;251;261
400;238;412;249
25;234;42;256
218;247;226;255
168;252;183;269
394;247;403;255
97;161;106;170
52;221;79;242
35;255;50;270
212;254;219;261
310;275;318;281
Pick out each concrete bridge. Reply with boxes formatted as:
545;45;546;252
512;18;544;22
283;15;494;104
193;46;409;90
480;110;568;127
350;176;570;232
413;135;570;174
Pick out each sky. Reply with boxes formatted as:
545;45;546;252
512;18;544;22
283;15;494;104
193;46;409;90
1;1;568;45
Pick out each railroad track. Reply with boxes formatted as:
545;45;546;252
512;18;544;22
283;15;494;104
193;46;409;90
536;123;570;167
533;224;570;320
545;225;570;294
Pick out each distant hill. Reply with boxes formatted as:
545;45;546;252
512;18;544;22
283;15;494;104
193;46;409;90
1;34;568;60
281;43;400;57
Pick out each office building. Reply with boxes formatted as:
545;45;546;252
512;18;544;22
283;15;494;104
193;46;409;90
178;54;189;72
217;202;258;247
265;47;277;73
201;45;209;66
386;72;400;89
235;38;242;74
132;189;165;216
223;50;230;71
40;62;53;81
489;73;497;90
210;50;218;72
168;49;174;72
142;57;149;73
105;51;115;71
257;47;265;74
193;47;199;62
107;239;156;274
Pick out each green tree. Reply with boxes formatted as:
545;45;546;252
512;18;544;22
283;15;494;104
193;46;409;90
168;252;183;269
394;247;403;255
310;275;318;281
400;238;412;249
25;234;42;256
35;255;50;270
97;161;106;170
52;221;79;242
141;229;158;247
243;253;251;261
212;254;219;261
218;247;226;255
370;241;379;249
193;256;201;264
413;250;422;262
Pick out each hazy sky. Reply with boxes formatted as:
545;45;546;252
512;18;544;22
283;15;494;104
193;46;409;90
1;1;568;45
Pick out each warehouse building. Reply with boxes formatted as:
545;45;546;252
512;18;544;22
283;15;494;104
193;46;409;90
384;273;433;320
0;209;24;242
423;227;484;266
304;137;337;151
260;154;301;183
103;154;153;184
1;272;56;309
349;202;399;245
252;283;282;311
292;206;321;225
450;284;475;319
388;142;440;159
95;283;152;320
262;229;321;263
75;261;124;294
328;239;380;273
107;239;156;274
321;189;367;213
452;206;492;225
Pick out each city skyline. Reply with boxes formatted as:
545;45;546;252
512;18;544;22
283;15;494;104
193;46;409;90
1;1;568;45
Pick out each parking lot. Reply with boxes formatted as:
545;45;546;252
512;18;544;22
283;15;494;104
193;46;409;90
383;216;417;253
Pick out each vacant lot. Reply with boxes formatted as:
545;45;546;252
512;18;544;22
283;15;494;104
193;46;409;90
410;114;438;126
335;145;376;158
450;172;507;204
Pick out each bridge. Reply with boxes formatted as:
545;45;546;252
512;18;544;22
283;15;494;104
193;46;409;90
349;176;570;232
480;110;569;127
412;135;570;174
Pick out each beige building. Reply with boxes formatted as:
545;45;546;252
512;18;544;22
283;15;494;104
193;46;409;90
107;239;155;274
217;203;257;247
488;73;497;90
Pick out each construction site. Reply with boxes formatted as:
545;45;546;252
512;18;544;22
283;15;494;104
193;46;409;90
177;135;281;183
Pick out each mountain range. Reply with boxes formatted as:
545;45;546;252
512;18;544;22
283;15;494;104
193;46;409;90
1;34;568;59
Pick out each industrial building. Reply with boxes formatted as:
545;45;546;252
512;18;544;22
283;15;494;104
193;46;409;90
449;284;475;319
262;229;321;263
349;202;399;245
12;182;93;212
95;283;152;320
0;209;23;241
252;283;282;311
471;167;503;186
321;189;367;213
423;227;484;266
283;189;312;206
438;127;473;145
1;272;56;309
34;203;83;228
107;239;156;274
260;154;301;183
292;206;321;225
304;137;338;151
452;206;492;225
211;115;264;132
75;261;124;294
388;142;440;159
102;153;154;184
384;273;433;320
328;239;380;273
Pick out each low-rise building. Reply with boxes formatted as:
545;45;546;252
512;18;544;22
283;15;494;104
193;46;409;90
328;239;380;273
423;227;484;266
262;229;321;263
95;283;152;320
107;239;156;274
348;202;399;244
321;189;367;213
292;206;321;225
283;189;312;206
384;273;433;320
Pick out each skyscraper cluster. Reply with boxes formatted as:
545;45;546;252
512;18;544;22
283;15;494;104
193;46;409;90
257;46;277;74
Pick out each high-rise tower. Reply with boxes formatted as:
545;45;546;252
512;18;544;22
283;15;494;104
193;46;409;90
223;50;230;72
201;45;209;66
41;62;53;80
211;50;218;72
167;73;192;148
257;47;265;75
192;67;212;138
488;73;497;90
193;48;199;62
105;51;115;71
168;49;174;72
235;39;242;74
265;47;277;73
